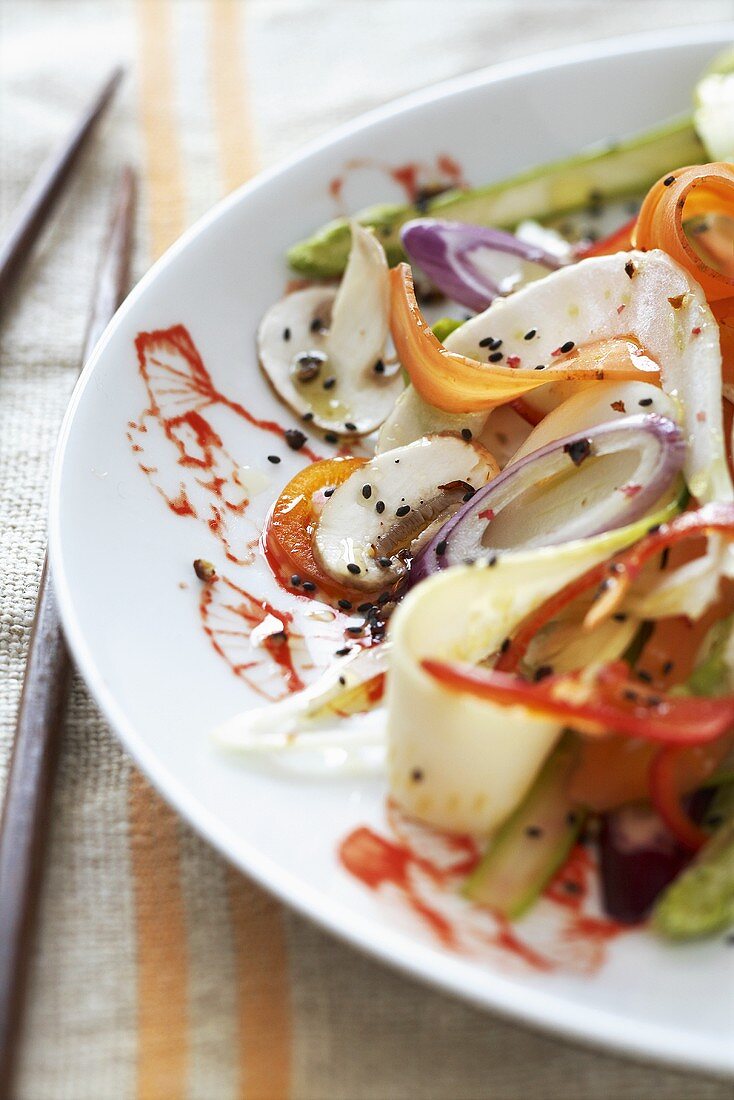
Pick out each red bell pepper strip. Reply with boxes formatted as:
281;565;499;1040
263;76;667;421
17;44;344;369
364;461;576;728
422;658;734;747
496;502;734;673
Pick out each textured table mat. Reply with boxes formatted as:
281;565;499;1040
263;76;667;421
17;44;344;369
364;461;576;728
2;2;734;1097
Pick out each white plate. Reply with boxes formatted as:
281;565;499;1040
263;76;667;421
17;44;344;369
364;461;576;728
51;26;734;1077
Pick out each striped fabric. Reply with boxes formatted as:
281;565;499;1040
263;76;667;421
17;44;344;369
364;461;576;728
1;2;733;1097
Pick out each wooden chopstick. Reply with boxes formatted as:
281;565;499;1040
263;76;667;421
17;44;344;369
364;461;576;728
0;65;124;309
0;166;136;1096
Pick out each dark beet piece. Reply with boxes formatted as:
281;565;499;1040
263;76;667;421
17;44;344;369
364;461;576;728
598;803;693;924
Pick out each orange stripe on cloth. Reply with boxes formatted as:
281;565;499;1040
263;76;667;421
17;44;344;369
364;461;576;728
209;0;257;193
137;0;188;259
132;2;190;1098
129;772;189;1100
227;866;292;1100
208;3;292;1095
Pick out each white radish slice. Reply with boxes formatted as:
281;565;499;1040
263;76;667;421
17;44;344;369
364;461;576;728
313;434;498;592
257;223;403;435
376;384;487;453
388;518;668;835
509;380;681;464
445;249;731;504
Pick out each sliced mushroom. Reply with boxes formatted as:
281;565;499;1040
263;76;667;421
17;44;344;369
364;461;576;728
313;433;499;592
258;223;403;436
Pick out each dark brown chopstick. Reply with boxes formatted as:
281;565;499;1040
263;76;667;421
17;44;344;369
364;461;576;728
0;66;124;309
0;167;136;1097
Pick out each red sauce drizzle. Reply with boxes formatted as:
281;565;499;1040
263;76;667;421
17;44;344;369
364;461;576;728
327;155;468;209
127;323;322;563
340;823;628;974
199;575;308;698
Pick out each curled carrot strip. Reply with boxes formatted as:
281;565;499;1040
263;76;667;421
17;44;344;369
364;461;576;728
713;297;734;386
389;263;658;413
633;163;734;302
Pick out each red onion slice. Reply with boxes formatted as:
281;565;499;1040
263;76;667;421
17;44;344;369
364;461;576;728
400;218;562;312
411;414;685;584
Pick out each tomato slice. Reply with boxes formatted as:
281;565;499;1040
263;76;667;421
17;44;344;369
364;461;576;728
264;456;366;600
421;659;734;746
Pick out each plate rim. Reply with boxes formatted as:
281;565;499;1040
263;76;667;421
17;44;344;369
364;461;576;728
49;22;734;1078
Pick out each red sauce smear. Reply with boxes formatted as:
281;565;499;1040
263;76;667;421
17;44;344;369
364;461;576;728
340;822;628;974
127;323;321;564
199;575;308;698
327;155;468;209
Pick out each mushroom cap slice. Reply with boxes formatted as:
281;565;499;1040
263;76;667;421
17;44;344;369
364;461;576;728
313;433;499;592
258;224;403;436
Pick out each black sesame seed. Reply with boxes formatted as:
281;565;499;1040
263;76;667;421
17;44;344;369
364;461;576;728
624;690;638;703
344;422;357;432
302;580;316;592
323;376;336;390
378;557;392;568
324;432;338;444
533;665;553;682
525;825;543;838
662;660;674;675
638;397;653;407
338;599;352;610
487;553;498;567
283;327;291;341
461;428;472;441
612;612;628;622
488;351;503;362
534;364;546;371
500;637;510;654
267;454;281;464
284;428;307;451
524;329;537;340
357;601;373;613
338;675;346;686
663;175;675;186
293;352;324;382
489;338;503;351
346;563;361;575
435;540;448;556
411;768;424;782
478;336;495;348
647;524;662;535
324;487;335;497
310;317;324;333
373;359;385;374
396;504;410;517
637;669;653;683
624;260;636;279
660;546;670;571
563;438;592;466
291;574;302;586
302;411;314;422
335;646;351;657
375;500;385;514
560;340;575;354
361;484;372;499
346;625;363;635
